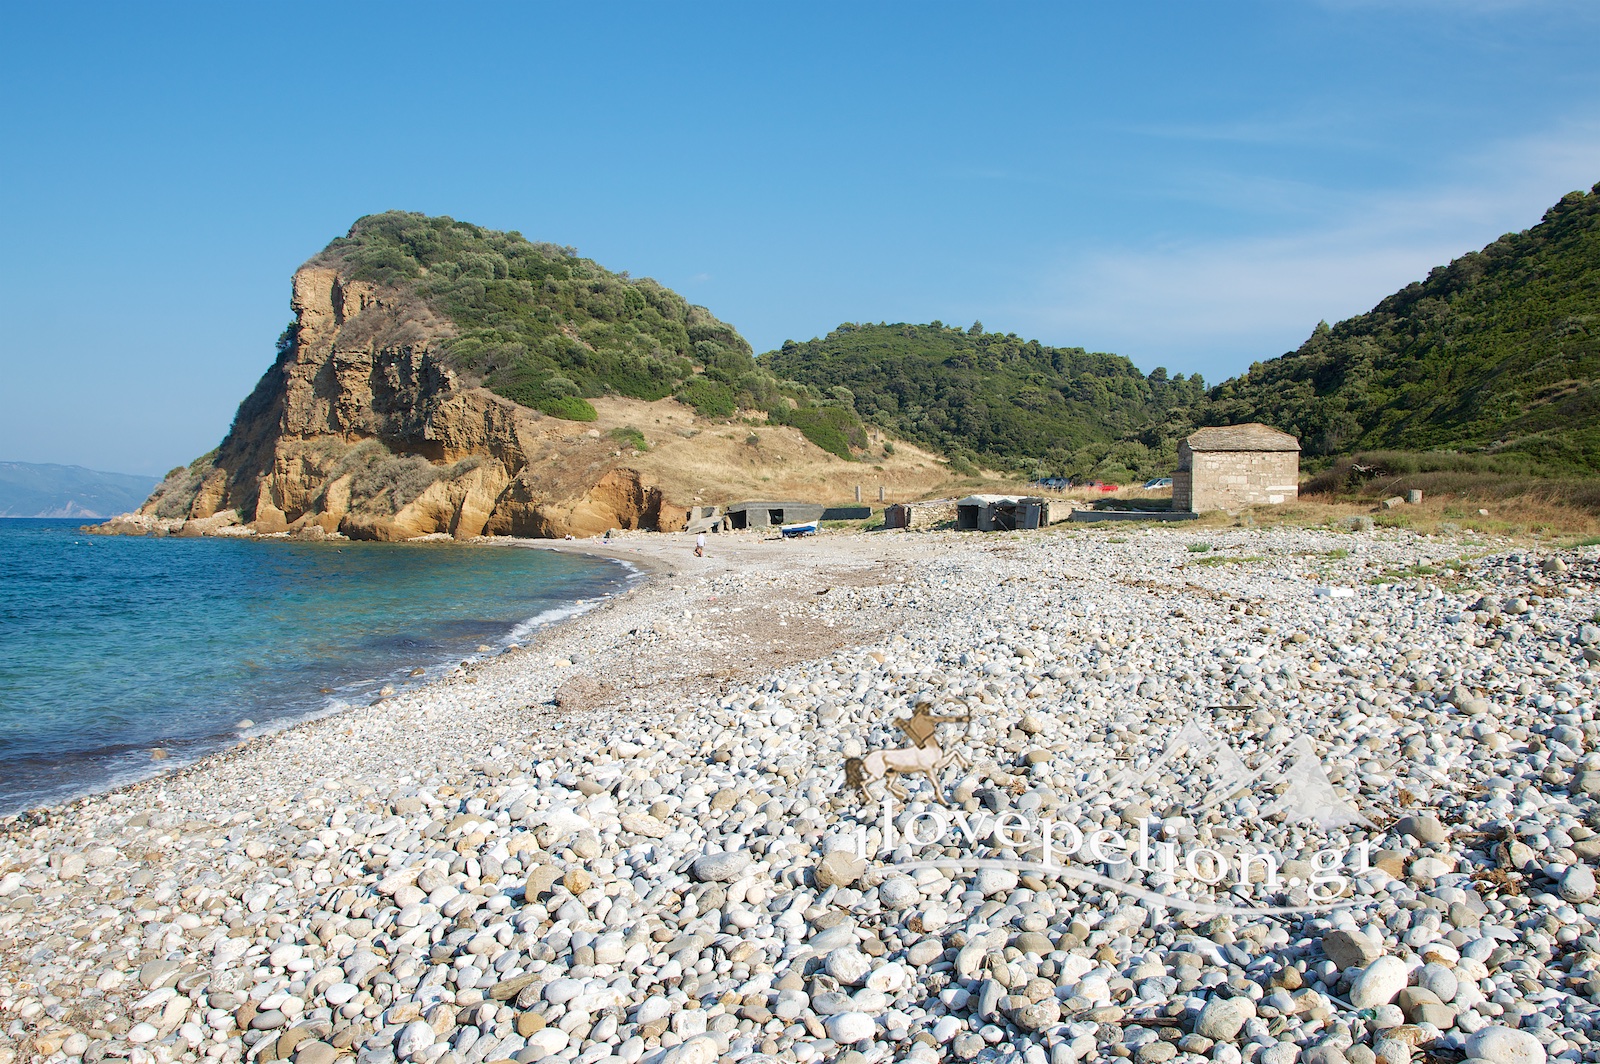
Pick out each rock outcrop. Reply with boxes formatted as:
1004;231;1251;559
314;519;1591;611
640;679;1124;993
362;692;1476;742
118;265;685;540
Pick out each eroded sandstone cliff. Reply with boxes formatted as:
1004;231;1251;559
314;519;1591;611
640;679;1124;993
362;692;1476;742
112;265;682;540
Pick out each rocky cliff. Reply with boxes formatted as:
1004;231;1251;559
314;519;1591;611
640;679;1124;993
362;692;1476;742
108;264;681;541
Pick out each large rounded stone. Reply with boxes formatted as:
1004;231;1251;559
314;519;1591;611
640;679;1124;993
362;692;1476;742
1195;996;1255;1041
1415;962;1457;1003
814;851;865;888
294;1042;337;1064
877;875;919;909
1395;815;1446;844
1464;1026;1547;1064
1559;864;1596;903
1321;929;1381;970
1349;956;1408;1008
395;1021;435;1059
825;947;872;987
690;850;750;882
825;1012;877;1044
973;866;1018;897
660;1036;719;1064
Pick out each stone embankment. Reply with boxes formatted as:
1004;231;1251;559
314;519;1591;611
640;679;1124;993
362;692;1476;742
5;527;1600;1064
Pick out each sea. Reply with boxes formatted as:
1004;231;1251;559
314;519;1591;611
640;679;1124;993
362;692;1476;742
0;519;636;815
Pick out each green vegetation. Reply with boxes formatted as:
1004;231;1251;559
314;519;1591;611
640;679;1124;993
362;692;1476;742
1302;449;1600;518
1201;183;1600;473
315;212;870;451
1187;542;1212;553
1191;554;1266;567
762;322;1204;479
767;403;868;461
674;376;737;419
306;188;1600;484
608;426;649;451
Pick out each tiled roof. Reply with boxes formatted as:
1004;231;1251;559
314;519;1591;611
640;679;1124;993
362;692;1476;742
1185;424;1301;452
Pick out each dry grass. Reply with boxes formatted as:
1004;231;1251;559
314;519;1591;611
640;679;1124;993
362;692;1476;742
1297;490;1600;540
1298;455;1600;539
587;396;1037;507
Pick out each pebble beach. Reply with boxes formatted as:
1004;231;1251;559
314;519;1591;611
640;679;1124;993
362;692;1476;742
5;524;1600;1064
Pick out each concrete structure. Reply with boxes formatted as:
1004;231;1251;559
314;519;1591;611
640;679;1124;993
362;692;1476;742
723;501;824;530
955;495;1051;531
1171;424;1301;513
883;499;957;530
683;505;723;534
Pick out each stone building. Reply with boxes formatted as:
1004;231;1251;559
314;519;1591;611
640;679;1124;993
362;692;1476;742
1171;424;1301;513
883;499;958;530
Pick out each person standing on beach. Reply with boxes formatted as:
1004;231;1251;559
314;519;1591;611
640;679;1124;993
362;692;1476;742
695;532;706;557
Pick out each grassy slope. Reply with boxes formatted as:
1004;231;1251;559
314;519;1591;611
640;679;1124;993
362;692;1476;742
760;322;1203;480
587;397;1033;506
1202;183;1600;473
311;212;869;457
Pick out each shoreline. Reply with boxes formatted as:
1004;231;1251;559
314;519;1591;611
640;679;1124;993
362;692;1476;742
0;534;652;822
4;525;1599;1064
0;528;872;826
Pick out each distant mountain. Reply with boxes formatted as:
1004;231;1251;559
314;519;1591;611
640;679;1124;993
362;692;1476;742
761;322;1204;479
1201;182;1600;473
0;463;161;518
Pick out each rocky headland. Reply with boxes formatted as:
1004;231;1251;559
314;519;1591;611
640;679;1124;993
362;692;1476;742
96;216;987;544
6;524;1600;1064
104;264;687;542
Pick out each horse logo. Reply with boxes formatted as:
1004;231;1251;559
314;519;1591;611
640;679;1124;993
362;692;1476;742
844;700;971;805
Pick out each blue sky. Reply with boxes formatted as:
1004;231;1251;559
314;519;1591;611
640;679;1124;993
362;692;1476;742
2;2;1597;475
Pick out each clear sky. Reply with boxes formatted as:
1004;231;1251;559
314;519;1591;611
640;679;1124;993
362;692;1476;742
2;2;1597;476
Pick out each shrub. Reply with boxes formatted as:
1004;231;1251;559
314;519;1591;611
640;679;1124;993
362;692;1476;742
768;403;864;460
347;452;442;514
609;426;648;451
539;395;599;422
494;374;598;421
676;377;737;419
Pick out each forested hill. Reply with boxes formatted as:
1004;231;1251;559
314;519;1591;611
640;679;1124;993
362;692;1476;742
313;212;868;455
761;322;1204;478
1201;182;1600;473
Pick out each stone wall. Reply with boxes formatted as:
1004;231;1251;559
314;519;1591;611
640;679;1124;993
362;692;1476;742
1174;449;1299;512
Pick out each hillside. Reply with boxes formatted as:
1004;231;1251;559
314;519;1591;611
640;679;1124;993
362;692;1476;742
0;462;159;518
105;216;975;541
1202;182;1600;472
761;322;1204;480
312;212;866;456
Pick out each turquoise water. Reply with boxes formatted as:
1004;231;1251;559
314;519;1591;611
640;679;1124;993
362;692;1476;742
0;520;632;814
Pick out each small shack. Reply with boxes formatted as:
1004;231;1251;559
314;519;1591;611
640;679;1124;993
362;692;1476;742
956;495;1051;531
884;498;958;530
723;501;825;530
1171;424;1301;513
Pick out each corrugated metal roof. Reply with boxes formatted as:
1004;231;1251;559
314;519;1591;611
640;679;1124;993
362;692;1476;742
1185;424;1301;452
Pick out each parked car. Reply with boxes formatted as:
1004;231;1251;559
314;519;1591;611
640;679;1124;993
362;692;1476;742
1143;477;1173;489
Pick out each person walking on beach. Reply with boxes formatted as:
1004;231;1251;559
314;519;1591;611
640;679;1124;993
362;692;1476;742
694;532;706;558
